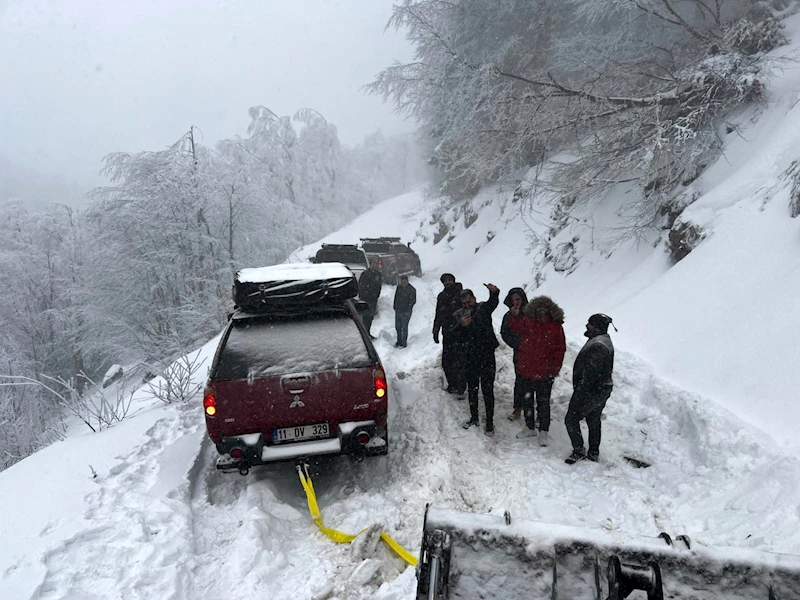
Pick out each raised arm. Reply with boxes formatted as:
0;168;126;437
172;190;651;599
483;283;500;314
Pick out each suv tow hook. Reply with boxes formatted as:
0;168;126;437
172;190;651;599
238;463;250;476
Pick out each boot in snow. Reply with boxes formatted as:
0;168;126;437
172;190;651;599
462;418;479;430
565;448;587;464
484;425;495;437
587;451;599;462
516;426;537;439
507;409;521;421
538;431;549;446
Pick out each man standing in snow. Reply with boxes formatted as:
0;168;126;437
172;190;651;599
452;284;500;437
500;288;528;421
433;273;465;395
507;296;567;447
358;259;383;339
565;314;616;464
393;275;416;348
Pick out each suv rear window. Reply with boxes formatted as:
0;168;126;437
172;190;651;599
362;242;391;253
316;249;367;267
215;313;372;380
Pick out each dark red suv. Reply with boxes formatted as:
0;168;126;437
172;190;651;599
204;264;389;474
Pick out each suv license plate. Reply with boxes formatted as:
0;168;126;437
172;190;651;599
273;423;329;443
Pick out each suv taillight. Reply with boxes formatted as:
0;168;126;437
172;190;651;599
374;368;387;399
203;385;217;416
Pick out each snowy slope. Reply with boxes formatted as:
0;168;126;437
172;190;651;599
4;14;800;600
5;255;800;599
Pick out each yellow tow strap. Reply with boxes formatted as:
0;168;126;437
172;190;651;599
296;464;418;567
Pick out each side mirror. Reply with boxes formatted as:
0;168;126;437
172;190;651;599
355;300;370;313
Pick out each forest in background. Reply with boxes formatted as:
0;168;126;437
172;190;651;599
0;106;428;468
2;0;792;469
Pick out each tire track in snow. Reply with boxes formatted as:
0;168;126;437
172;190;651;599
185;433;403;599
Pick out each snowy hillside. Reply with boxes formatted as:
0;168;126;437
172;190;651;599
4;14;800;600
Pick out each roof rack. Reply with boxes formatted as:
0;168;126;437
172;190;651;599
359;237;401;243
320;243;360;249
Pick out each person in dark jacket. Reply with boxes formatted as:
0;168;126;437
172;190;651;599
507;296;567;447
358;259;383;338
500;288;529;421
393;275;416;348
565;314;616;464
452;284;500;436
433;273;465;394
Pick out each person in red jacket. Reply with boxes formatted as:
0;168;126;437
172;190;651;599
507;296;566;446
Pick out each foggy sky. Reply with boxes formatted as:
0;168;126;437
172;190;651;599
0;0;414;189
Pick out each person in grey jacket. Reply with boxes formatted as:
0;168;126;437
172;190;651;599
500;287;528;420
393;275;416;348
565;314;616;464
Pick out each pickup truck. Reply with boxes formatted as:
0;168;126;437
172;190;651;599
359;237;422;284
206;263;389;475
310;243;369;280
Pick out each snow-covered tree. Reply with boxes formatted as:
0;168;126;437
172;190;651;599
369;0;784;222
0;201;96;467
0;108;429;470
87;128;228;359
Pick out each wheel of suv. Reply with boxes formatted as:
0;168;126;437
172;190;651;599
388;264;398;285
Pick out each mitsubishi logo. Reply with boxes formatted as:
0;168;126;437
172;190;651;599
289;395;305;408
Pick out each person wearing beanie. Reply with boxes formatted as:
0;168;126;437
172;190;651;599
500;287;529;420
358;258;383;339
432;273;465;395
507;295;567;447
564;314;616;464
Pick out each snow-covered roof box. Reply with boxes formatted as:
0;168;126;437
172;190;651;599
236;262;353;283
233;263;359;311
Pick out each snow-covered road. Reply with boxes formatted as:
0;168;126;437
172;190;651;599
13;272;800;600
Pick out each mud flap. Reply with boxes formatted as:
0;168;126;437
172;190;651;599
416;506;800;599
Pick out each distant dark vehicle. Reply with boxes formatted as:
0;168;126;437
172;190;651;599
360;237;422;284
205;263;389;475
311;243;369;280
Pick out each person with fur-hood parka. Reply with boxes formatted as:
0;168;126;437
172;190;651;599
500;287;529;421
507;296;567;446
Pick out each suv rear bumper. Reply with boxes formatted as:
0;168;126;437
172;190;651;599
216;420;388;471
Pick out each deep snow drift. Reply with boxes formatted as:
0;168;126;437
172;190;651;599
4;14;800;600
